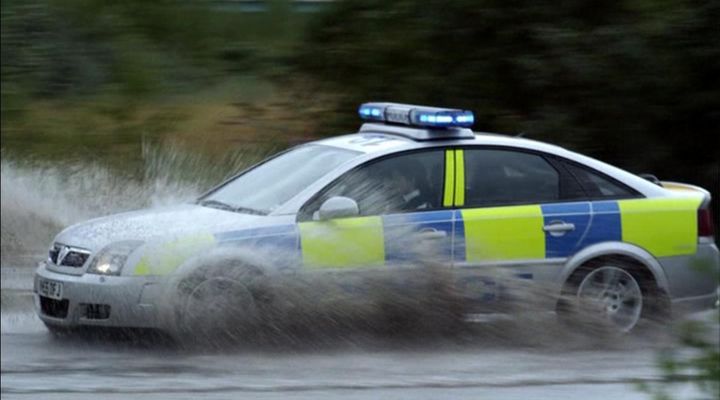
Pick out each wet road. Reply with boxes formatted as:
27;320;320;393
0;333;673;400
0;265;712;400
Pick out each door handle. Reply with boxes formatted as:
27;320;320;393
416;229;448;240
543;221;575;237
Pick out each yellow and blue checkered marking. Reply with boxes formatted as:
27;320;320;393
541;202;592;258
456;205;545;262
382;210;453;263
583;200;623;247
138;196;700;275
618;197;700;256
214;224;301;271
215;224;300;251
299;216;385;268
454;197;698;261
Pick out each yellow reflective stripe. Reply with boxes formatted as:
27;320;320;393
299;216;385;268
619;197;701;257
443;150;455;207
461;205;544;261
134;233;215;276
454;149;465;206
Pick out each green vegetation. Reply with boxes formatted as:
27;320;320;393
1;0;308;103
1;0;313;174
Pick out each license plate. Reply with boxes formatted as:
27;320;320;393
38;278;63;300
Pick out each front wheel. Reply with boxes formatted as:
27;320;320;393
174;262;262;346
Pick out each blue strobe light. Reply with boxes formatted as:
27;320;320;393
358;102;474;128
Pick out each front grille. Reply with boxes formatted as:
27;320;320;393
40;296;69;318
80;304;111;320
48;243;91;267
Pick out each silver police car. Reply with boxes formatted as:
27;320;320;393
34;102;719;336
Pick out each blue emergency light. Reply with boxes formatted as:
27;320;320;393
358;102;474;128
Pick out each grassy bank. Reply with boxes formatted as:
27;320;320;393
1;76;321;173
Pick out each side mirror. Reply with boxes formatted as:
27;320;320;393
317;196;359;220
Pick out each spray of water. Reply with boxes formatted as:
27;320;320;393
0;140;271;261
0;140;269;333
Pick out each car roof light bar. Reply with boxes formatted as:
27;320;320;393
358;102;474;129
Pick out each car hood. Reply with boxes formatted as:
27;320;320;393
54;204;269;252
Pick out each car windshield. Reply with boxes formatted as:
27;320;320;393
200;144;360;214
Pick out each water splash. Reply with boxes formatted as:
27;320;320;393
0;141;270;261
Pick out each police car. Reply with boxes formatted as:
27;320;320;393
34;102;719;336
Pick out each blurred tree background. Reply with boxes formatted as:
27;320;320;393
292;0;719;226
1;0;718;219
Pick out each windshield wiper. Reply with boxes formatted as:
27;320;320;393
198;199;267;215
233;206;268;216
198;199;236;211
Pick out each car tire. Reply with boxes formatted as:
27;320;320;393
173;260;263;347
557;259;666;334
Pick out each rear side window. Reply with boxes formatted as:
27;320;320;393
562;161;637;199
463;149;560;206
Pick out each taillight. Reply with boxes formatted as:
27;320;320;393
698;207;715;237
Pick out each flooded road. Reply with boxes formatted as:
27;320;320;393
0;333;666;400
2;263;710;400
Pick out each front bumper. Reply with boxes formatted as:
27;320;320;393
33;262;165;329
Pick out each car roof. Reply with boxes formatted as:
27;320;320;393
315;123;569;156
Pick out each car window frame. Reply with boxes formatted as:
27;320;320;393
458;145;567;208
297;147;452;222
550;156;644;201
455;145;643;209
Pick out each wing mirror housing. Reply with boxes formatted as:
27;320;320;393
317;196;359;220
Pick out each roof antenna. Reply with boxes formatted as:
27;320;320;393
515;131;527;138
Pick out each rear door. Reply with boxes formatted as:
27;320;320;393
559;159;701;259
453;148;592;268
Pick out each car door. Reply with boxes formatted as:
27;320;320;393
453;148;592;278
296;149;454;269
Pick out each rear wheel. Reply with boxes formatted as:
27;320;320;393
558;260;665;334
576;266;643;332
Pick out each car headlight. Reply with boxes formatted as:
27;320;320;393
87;240;144;276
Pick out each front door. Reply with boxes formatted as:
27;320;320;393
297;149;453;269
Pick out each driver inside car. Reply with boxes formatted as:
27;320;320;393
379;160;433;213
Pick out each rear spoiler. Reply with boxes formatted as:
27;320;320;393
661;181;712;207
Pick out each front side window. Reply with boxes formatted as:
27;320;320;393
301;150;446;219
201;145;360;214
464;149;560;207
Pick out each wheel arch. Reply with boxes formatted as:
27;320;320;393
559;241;669;295
172;245;269;278
162;245;270;337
